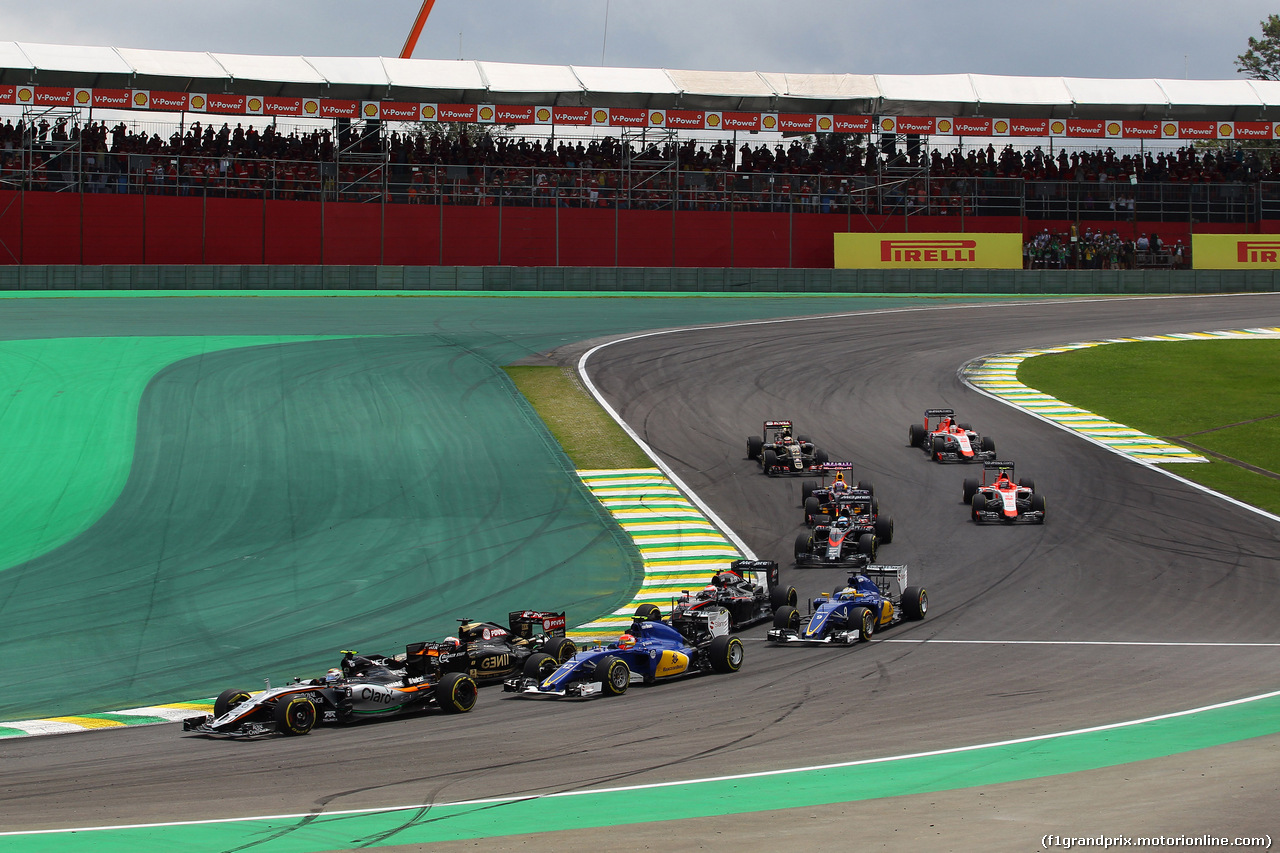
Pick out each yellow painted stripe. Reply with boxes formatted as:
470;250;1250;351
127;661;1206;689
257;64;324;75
46;716;125;729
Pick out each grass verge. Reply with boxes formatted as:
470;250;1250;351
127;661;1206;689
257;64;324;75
1017;339;1280;515
505;366;652;470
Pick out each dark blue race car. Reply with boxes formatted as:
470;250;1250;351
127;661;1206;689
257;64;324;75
503;608;744;698
766;565;927;645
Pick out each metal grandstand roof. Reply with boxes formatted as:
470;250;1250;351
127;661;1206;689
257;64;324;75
4;41;1280;120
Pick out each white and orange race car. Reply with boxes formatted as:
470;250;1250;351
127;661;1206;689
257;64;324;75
963;460;1046;524
908;407;997;463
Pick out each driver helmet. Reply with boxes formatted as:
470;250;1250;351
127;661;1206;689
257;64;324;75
703;584;718;595
831;479;848;494
442;636;460;650
833;516;850;527
617;633;636;649
324;668;343;684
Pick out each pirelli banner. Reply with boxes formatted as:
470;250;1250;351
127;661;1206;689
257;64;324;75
1192;234;1280;269
834;233;1023;270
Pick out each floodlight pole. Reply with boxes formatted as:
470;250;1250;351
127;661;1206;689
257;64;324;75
400;0;440;59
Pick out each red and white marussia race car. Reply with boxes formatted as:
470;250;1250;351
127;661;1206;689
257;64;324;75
908;408;997;463
963;461;1046;524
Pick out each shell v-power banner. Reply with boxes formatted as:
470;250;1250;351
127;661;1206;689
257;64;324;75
834;233;1023;269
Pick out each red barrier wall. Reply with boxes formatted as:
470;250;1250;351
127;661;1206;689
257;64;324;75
0;191;1256;267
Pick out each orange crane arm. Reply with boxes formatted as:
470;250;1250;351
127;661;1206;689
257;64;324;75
399;0;438;59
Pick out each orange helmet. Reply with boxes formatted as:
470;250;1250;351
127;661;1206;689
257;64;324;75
618;633;636;649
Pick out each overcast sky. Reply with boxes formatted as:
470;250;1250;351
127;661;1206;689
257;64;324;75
4;1;1278;81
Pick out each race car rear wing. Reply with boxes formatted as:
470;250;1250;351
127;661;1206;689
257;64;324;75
730;558;779;588
925;408;954;417
508;610;568;639
862;564;909;599
821;461;854;470
404;641;446;678
763;420;793;428
983;460;1016;476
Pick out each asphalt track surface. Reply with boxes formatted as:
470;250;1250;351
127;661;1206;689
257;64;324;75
3;293;1280;851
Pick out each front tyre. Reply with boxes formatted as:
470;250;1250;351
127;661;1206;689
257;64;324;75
214;688;253;718
1030;493;1047;522
747;435;763;460
773;604;800;631
804;496;821;525
853;606;876;642
708;635;745;673
436;671;478;713
963;478;979;503
541;636;577;663
875;516;894;544
762;449;778;476
273;694;318;735
794;531;813;561
971;493;987;522
597;656;631;696
857;533;876;560
908;423;923;447
523;652;558;679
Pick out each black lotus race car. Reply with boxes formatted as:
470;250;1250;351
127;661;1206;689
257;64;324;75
747;419;829;476
424;611;578;684
767;564;927;644
645;560;797;632
908;408;996;463
963;460;1046;524
183;648;477;738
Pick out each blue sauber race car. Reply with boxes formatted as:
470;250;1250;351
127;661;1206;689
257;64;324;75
503;607;743;698
766;565;927;645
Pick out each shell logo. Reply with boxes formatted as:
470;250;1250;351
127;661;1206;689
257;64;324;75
17;87;32;103
994;120;1009;134
536;107;550;121
422;104;436;119
593;109;607;123
304;100;319;115
880;118;894;131
707;113;720;128
763;115;776;130
818;116;832;131
1050;120;1065;134
1219;123;1233;137
364;103;379;117
76;90;90;105
249;97;262;112
1163;122;1178;136
936;119;951;133
134;92;148;106
1106;122;1121;135
479;106;493;120
1274;124;1280;138
650;111;664;125
190;95;205;110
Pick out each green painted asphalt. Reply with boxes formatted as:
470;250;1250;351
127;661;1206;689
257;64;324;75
4;691;1277;851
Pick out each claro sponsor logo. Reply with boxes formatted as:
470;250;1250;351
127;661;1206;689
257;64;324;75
1236;241;1280;263
880;239;978;263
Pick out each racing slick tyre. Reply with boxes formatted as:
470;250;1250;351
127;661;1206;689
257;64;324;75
634;603;663;622
747;435;763;460
801;479;820;503
981;436;996;454
772;605;800;632
273;694;318;736
814;448;829;465
542;636;578;663
958;422;972;431
903;586;929;620
875;515;894;544
435;672;479;713
931;435;948;461
1020;477;1036;491
797;435;811;444
962;478;979;503
857;533;876;560
1030;493;1047;522
971;493;988;522
762;449;778;476
708;635;745;673
852;606;876;642
794;531;813;561
858;480;874;494
597;656;631;696
908;422;923;447
804;496;821;525
769;584;799;611
214;688;253;719
523;652;558;679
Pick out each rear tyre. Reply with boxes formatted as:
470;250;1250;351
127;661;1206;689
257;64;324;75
857;533;876;560
762;449;778;476
794;531;813;561
857;480;874;494
634;603;662;622
523;652;558;679
214;688;253;719
853;606;876;642
436;671;478;713
709;635;745;673
963;478;979;503
875;516;894;544
747;435;763;460
597;656;630;696
541;636;578;663
958;422;973;431
273;694;317;735
903;586;928;620
981;436;996;454
814;448;829;465
773;605;800;631
1019;477;1036;492
908;423;923;447
769;584;798;611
